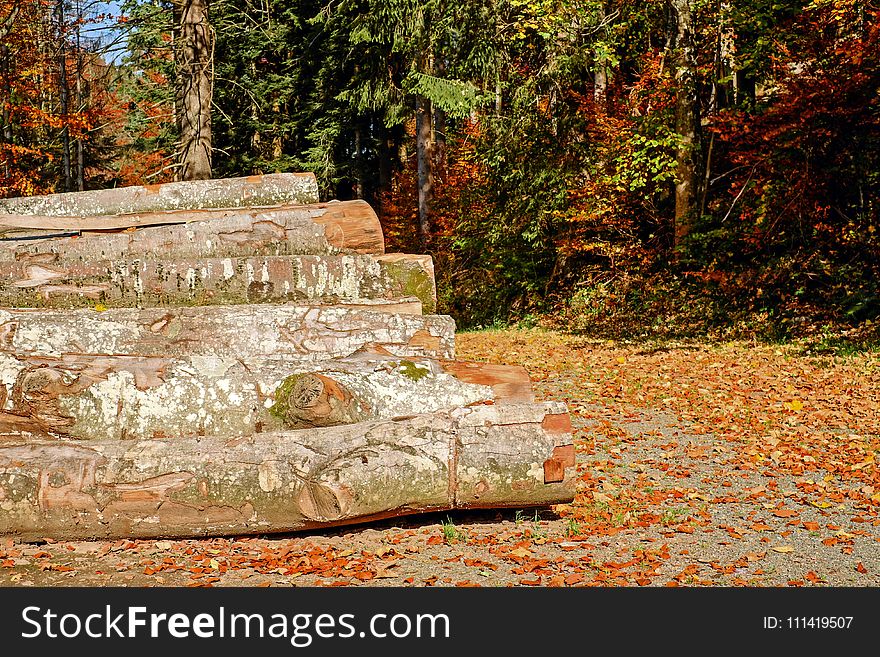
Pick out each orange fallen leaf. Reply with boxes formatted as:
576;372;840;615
564;573;584;585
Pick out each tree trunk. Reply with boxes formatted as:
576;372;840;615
594;3;608;107
174;0;213;181
377;121;392;208
1;40;11;166
55;0;72;193
0;402;574;541
0;10;11;180
670;0;702;250
0;350;525;441
416;96;433;247
353;124;364;200
74;12;84;193
0;302;453;360
0;200;385;256
594;67;608;107
733;70;756;107
0;173;319;216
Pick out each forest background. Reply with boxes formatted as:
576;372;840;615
1;0;878;349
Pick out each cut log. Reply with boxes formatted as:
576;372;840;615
0;200;384;256
0;303;452;360
0;353;512;441
374;253;436;313
0;402;575;541
0;173;319;219
0;253;436;312
309;200;385;254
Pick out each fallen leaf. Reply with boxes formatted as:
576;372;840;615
564;573;584;586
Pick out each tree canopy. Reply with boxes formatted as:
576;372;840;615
1;0;878;343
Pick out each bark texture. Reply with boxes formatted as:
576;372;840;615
0;173;319;218
0;253;436;312
0;200;384;260
416;97;434;246
671;0;702;249
0;303;450;360
174;0;213;180
0;352;515;441
0;402;575;541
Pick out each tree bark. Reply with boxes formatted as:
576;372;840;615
0;302;452;360
0;351;522;441
174;0;213;181
670;0;702;250
55;0;72;192
0;402;574;541
0;200;385;256
74;0;84;192
0;252;436;312
416;96;433;247
594;2;608;108
0;173;319;217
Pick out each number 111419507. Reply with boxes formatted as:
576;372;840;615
764;617;853;629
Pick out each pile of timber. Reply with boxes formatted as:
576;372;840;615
0;173;575;541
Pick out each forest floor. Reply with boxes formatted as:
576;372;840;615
1;328;879;587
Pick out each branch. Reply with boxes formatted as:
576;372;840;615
0;6;19;40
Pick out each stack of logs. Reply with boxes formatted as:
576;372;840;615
0;174;575;541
